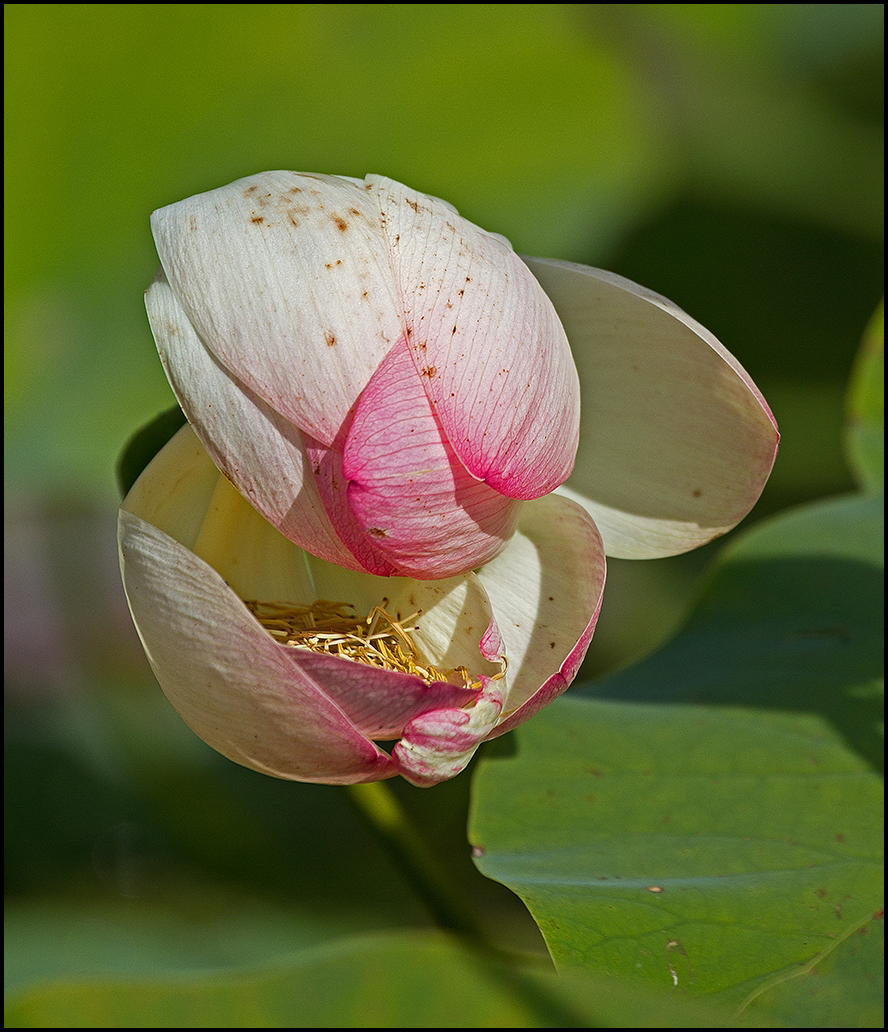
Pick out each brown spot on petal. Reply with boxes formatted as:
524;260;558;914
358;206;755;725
692;489;703;498
324;332;337;347
420;366;436;378
251;216;264;224
367;527;388;538
332;215;348;231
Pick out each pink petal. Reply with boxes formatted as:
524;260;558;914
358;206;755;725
342;336;522;578
476;493;606;736
392;678;505;787
150;171;403;447
362;176;580;498
301;431;400;577
524;258;779;558
118;509;397;785
284;650;481;740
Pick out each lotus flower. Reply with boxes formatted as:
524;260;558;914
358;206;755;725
121;170;778;786
119;424;605;786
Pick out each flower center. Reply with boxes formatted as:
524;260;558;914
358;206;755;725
244;598;494;687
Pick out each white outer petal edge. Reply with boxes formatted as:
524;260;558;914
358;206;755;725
524;257;779;559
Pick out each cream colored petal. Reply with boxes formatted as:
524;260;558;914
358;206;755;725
150;170;403;446
476;494;605;722
145;274;362;570
118;509;396;784
524;258;778;558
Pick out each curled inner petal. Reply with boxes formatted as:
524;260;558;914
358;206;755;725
393;678;505;787
343;336;521;577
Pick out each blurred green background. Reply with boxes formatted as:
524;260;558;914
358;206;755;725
4;2;883;1008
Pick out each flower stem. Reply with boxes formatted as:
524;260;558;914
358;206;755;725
344;779;490;948
344;779;598;1027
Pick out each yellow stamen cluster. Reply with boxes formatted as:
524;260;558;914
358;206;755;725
244;597;480;687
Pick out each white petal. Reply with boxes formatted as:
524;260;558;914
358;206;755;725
476;493;606;719
150;171;403;446
145;271;362;571
118;509;396;784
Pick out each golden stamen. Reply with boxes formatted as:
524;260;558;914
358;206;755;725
243;597;506;688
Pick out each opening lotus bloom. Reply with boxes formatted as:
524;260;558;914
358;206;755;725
119;425;605;786
122;170;778;786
